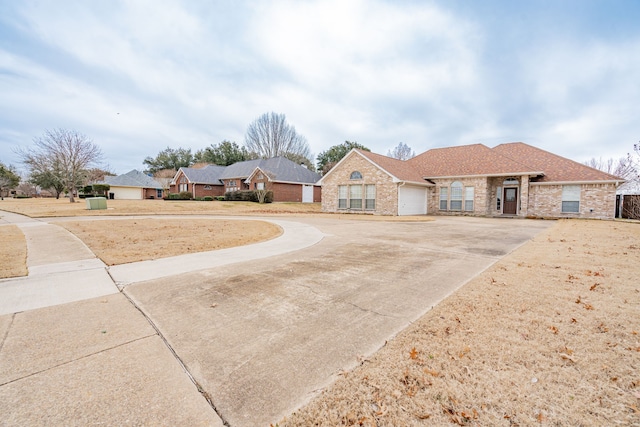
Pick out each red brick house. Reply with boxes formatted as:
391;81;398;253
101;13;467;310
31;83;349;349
171;157;321;202
320;142;624;219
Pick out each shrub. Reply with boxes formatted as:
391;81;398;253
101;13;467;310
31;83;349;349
215;196;225;201
203;196;213;201
224;190;273;203
165;192;192;200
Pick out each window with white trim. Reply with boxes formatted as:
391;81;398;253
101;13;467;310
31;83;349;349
450;181;463;210
179;176;188;192
365;185;376;210
156;189;163;198
496;186;502;210
350;185;363;209
464;186;474;211
562;185;580;213
439;187;448;210
350;171;362;180
338;185;347;209
256;182;265;190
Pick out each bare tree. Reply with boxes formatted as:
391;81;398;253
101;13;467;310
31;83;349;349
387;142;415;160
244;112;312;163
17;129;103;203
584;155;637;180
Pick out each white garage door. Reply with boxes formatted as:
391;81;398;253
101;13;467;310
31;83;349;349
111;187;143;200
398;185;427;215
302;185;314;203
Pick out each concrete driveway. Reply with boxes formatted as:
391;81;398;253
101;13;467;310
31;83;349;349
123;216;551;426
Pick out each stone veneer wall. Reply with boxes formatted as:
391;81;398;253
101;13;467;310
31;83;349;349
528;183;617;219
321;153;398;215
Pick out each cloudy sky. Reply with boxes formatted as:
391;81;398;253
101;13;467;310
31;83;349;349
1;0;639;174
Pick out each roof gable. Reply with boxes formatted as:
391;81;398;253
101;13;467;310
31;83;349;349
493;142;623;183
408;144;540;178
357;150;428;183
178;164;226;185
220;157;321;184
104;170;162;188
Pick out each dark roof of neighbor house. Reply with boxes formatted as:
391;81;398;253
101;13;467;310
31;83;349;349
493;142;623;183
103;170;163;188
356;150;428;183
408;143;542;178
178;165;226;185
219;157;321;184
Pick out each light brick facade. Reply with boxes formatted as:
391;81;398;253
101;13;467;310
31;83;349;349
321;147;620;219
321;153;400;215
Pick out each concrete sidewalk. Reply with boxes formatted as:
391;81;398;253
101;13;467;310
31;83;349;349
0;211;118;315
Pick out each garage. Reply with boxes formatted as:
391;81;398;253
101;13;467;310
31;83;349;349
302;185;314;203
398;185;427;215
109;186;143;200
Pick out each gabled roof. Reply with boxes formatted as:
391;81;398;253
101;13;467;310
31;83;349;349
220;157;321;184
408;143;542;178
493;142;623;183
317;149;430;185
357;150;428;183
177;164;226;185
104;170;162;188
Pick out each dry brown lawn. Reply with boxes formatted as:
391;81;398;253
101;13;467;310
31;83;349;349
0;225;28;279
54;219;282;265
280;219;640;427
0;198;322;217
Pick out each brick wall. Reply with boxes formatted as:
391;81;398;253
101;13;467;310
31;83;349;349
193;184;225;198
429;177;490;216
321;153;398;215
529;183;616;219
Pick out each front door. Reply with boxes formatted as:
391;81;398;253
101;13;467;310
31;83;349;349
503;188;518;215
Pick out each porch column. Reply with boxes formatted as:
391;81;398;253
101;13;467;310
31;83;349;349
520;175;529;217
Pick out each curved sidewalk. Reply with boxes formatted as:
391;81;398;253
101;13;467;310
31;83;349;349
0;211;325;315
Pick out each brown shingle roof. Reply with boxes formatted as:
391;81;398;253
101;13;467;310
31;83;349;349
357;150;428;184
407;143;540;178
493;142;623;183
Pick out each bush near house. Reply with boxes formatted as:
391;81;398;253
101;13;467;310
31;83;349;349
225;190;273;203
164;192;194;200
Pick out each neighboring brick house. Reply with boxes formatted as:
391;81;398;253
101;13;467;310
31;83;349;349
320;142;624;219
171;157;321;202
102;170;164;200
171;165;226;198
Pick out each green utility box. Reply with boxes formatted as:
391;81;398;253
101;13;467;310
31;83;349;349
86;197;107;210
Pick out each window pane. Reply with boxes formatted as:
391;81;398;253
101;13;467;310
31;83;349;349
562;185;580;213
464;187;474;211
496;186;502;210
450;182;463;210
350;171;362;180
350;185;362;209
338;185;347;209
562;201;579;213
365;185;375;210
439;187;448;210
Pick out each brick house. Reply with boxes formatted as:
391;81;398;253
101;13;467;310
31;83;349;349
171;165;226;199
171;157;321;202
320;142;624;219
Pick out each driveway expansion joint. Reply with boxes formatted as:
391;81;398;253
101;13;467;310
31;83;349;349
121;290;231;426
0;333;157;387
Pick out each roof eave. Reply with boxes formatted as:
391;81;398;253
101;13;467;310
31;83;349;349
530;179;624;186
422;171;545;180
